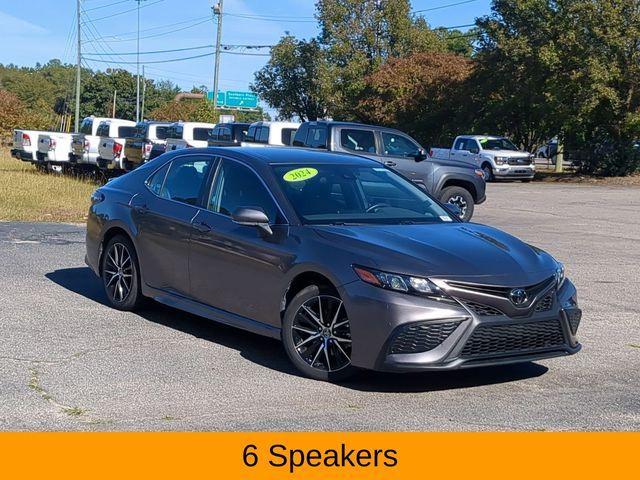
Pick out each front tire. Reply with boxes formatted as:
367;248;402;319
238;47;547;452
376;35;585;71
482;163;494;182
440;186;475;221
282;285;356;382
101;235;143;311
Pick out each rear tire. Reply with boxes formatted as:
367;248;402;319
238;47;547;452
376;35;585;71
101;235;143;311
440;186;475;221
282;285;356;382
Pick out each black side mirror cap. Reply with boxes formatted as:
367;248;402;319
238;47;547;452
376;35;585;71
414;148;428;162
231;207;273;235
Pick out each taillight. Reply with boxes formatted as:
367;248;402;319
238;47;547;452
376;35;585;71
84;140;90;152
22;133;31;147
429;148;433;157
112;142;123;158
49;138;57;149
186;143;193;148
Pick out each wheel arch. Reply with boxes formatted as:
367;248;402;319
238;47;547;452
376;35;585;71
98;224;136;275
280;270;341;321
441;178;478;201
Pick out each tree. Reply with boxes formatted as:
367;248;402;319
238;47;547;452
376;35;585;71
357;52;473;146
0;89;51;137
251;36;330;121
148;98;267;123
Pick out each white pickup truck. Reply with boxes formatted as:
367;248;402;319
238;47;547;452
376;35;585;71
165;121;216;151
71;116;133;171
36;132;75;172
95;119;137;172
430;135;535;181
11;129;42;163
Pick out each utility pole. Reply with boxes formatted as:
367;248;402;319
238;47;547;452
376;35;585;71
135;0;141;122
212;0;224;110
112;90;117;118
141;65;146;120
75;0;82;132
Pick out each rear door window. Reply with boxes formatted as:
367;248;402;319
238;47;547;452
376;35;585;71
193;128;210;141
159;156;214;205
257;126;269;143
80;119;93;135
96;123;110;137
340;129;376;153
292;123;309;147
153;125;170;140
220;127;232;142
281;128;297;146
307;126;327;149
233;125;248;142
245;125;257;142
118;126;136;138
145;162;171;196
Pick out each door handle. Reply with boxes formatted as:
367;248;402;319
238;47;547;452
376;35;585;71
133;205;148;215
192;221;211;233
384;161;397;167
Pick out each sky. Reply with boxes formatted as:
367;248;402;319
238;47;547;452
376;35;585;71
0;0;492;115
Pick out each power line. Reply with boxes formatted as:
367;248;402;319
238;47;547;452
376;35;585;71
85;44;214;56
80;0;164;23
84;51;215;64
91;15;211;41
223;12;316;23
83;0;130;12
412;0;480;14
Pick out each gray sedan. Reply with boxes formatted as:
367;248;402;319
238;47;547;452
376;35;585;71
85;147;581;381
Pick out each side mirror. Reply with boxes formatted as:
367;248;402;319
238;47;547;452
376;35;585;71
469;147;480;154
232;207;273;235
414;149;428;162
444;203;464;220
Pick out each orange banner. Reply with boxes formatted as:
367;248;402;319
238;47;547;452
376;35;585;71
1;432;638;479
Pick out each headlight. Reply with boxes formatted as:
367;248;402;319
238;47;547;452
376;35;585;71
353;265;451;300
495;156;507;165
555;263;565;288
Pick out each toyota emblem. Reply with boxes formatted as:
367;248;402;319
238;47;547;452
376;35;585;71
509;288;528;306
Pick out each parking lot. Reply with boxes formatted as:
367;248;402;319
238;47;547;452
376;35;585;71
1;181;639;431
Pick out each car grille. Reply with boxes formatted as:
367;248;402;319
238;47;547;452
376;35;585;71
461;319;565;358
461;300;504;316
507;157;532;165
565;309;582;334
389;321;462;354
534;294;554;312
446;276;555;302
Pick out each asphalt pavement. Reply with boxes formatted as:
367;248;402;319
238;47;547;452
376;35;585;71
1;182;639;431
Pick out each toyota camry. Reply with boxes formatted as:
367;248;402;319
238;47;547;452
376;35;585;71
85;147;581;381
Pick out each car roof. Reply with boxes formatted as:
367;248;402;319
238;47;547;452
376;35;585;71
187;146;378;167
461;134;504;139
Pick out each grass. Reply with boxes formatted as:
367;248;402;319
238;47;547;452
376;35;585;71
0;148;98;223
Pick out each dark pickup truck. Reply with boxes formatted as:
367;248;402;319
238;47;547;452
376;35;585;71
123;121;172;171
291;121;486;220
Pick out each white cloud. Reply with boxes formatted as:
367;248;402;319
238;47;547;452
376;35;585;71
0;10;48;36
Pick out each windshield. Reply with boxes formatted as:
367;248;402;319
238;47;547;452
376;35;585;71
273;164;455;225
479;137;519;151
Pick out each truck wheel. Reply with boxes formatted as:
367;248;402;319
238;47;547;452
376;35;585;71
440;186;475;221
482;164;494;181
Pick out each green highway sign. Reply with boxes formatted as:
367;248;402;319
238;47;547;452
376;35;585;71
206;91;226;105
224;91;258;108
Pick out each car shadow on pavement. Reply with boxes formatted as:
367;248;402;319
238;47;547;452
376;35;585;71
46;267;549;393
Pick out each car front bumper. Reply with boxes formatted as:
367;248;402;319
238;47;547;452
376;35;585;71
494;165;535;179
339;279;580;372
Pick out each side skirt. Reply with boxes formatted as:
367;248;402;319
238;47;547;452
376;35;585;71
144;285;281;340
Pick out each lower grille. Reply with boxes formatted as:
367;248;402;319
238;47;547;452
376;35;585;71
565;309;582;334
390;321;462;354
534;294;554;312
461;319;565;358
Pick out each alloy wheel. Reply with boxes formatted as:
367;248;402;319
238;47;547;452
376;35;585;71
103;242;133;303
291;295;352;372
448;194;468;218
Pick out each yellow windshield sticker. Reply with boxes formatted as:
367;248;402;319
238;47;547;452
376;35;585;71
283;167;318;182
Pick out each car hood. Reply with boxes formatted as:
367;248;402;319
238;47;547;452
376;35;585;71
483;149;529;158
312;222;557;286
